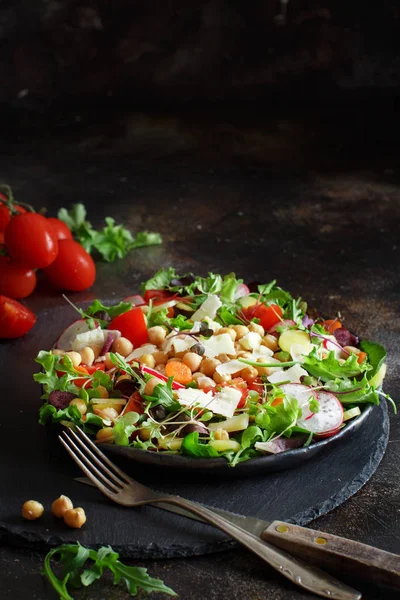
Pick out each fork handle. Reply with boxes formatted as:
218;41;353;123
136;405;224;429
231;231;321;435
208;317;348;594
153;496;360;600
262;521;400;589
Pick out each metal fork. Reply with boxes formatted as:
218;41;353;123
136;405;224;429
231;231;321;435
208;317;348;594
59;428;361;600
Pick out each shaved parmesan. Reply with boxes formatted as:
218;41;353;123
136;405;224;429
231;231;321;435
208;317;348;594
191;294;222;321
216;359;246;375
72;328;121;352
201;333;236;358
126;344;158;361
239;332;262;351
267;364;308;384
176;386;242;418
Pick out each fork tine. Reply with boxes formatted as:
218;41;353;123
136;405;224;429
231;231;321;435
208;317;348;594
68;429;127;488
73;427;131;484
60;431;121;494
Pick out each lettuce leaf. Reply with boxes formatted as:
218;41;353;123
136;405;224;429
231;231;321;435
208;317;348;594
359;340;386;380
303;349;370;382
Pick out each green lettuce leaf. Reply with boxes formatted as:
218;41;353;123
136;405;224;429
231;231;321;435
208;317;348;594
181;431;219;458
303;349;370;382
359;340;386;380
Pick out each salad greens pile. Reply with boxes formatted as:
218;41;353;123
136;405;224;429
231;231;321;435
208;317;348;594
58;203;162;262
43;542;175;599
34;268;393;467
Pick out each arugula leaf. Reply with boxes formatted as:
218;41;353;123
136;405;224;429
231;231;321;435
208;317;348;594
58;204;162;263
143;378;181;412
113;412;140;446
303;349;370;382
34;351;80;397
324;376;380;405
359;340;387;380
181;431;219;458
42;543;176;598
141;267;177;291
240;426;264;449
217;305;244;326
85;299;132;320
147;307;191;330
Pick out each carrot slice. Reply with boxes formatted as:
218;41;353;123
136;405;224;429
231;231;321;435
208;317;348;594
323;319;342;333
271;396;284;406
165;361;193;385
357;351;367;364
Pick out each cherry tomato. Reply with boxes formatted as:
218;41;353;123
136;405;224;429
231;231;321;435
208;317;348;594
43;239;96;291
243;303;283;331
47;217;73;240
143;289;175;303
83;363;106;374
109;307;148;347
0;295;36;338
0;256;37;298
0;194;26;233
247;377;264;394
5;213;59;268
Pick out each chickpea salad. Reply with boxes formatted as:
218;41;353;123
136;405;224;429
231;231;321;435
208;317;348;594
34;268;391;466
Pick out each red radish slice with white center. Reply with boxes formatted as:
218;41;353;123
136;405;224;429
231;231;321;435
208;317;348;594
268;319;296;335
297;391;343;434
56;319;94;351
122;294;146;306
234;283;250;300
279;383;317;421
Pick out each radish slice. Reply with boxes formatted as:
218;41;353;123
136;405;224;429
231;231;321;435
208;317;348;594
255;437;305;454
268;319;296;335
297;391;343;434
234;283;250;300
122;294;145;306
56;319;92;350
279;383;317;421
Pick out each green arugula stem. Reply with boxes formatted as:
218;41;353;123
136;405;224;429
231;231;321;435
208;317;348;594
238;358;299;368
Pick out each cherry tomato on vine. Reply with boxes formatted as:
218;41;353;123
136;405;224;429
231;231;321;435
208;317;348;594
0;295;36;338
0;193;27;233
47;217;73;241
0;256;37;298
5;213;59;269
43;239;96;291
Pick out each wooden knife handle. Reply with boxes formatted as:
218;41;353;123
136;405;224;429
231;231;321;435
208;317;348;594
261;521;400;589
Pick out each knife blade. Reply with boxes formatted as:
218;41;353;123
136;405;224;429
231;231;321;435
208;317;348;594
75;476;270;537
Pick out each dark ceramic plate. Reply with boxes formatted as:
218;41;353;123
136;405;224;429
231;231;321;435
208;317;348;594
100;402;374;478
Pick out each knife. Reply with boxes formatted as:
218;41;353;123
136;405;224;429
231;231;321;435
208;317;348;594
76;476;400;589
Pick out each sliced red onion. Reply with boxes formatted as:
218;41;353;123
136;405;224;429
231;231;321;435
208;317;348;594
100;332;114;355
302;315;315;329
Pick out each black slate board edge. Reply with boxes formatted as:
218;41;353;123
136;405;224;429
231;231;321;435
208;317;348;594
0;402;389;559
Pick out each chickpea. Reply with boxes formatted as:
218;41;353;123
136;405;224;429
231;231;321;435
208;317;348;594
64;507;86;529
231;325;249;340
51;349;65;356
51;495;73;518
255;358;271;376
153;351;168;365
199;358;221;377
154;364;166;375
94;385;109;399
216;327;237;341
148;326;167;346
191;371;203;380
79;346;95;367
236;351;252;359
213;428;229;441
22;500;44;521
249;322;265;337
139;353;156;368
104;352;115;370
144;376;164;396
64;351;82;368
262;334;279;352
182;352;202;372
240;366;259;381
167;356;182;363
94;406;119;421
216;353;230;364
90;343;103;359
197;376;216;390
213;371;232;384
112;337;133;357
69;398;87;415
96;427;114;443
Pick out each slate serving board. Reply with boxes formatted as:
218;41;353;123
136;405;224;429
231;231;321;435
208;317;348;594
0;304;390;559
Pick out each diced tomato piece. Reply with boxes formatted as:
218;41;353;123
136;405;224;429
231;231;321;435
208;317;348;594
83;363;105;374
109;307;148;347
242;303;283;331
72;365;90;387
123;391;145;415
144;289;175;303
247;377;264;393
